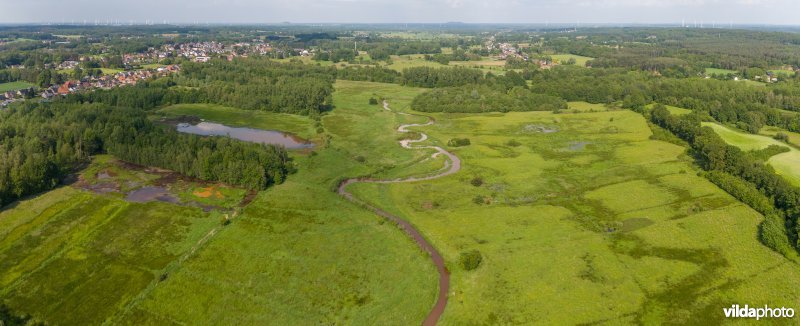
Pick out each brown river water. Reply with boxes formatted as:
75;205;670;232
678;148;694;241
337;102;458;325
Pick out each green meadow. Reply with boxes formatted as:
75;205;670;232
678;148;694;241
761;125;800;147
567;101;612;113
551;54;594;67
0;80;440;324
387;54;449;71
769;69;796;77
347;108;800;324
645;103;692;115
0;81;35;92
4;78;800;325
0;186;221;325
703;122;800;186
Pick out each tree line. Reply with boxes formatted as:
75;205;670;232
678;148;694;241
0;102;290;208
65;58;336;116
412;84;566;113
649;105;800;258
524;66;800;134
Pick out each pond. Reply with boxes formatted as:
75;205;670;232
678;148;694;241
177;122;313;149
126;186;180;204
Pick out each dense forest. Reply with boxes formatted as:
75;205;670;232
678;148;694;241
65;58;336;116
524;67;800;133
0;102;290;207
412;84;566;113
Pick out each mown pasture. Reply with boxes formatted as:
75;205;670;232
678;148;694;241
703;122;800;186
0;81;35;92
551;54;594;67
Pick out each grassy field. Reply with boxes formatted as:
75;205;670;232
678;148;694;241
0;186;221;325
761;125;800;147
158;103;318;140
645;103;692;115
1;81;441;324
705;67;737;76
100;68;125;75
551;54;594;67
140;63;164;69
117;80;439;324
345;109;800;324
387;54;449;71
6;77;800;324
703;122;800;185
0;81;35;92
567;101;613;113
385;54;503;75
769;69;796;77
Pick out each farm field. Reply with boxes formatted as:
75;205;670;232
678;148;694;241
703;122;800;186
551;54;594;67
386;54;505;75
0;81;35;92
346;108;800;324
387;54;449;71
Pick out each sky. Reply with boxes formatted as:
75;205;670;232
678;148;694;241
1;0;798;25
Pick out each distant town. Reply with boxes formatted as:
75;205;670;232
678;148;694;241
1;40;282;107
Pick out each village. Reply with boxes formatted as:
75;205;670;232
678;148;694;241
1;40;282;107
0;65;180;107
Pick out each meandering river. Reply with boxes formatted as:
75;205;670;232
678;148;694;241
337;101;458;326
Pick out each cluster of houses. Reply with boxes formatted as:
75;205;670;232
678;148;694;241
0;87;36;107
0;65;180;108
123;41;277;65
39;65;180;99
497;43;526;60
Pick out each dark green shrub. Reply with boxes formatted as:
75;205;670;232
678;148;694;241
369;97;379;105
448;138;471;147
774;132;789;143
459;250;483;271
470;176;484;187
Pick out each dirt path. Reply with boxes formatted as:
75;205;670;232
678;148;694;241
337;101;458;326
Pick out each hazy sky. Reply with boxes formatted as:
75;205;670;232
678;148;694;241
2;0;798;25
